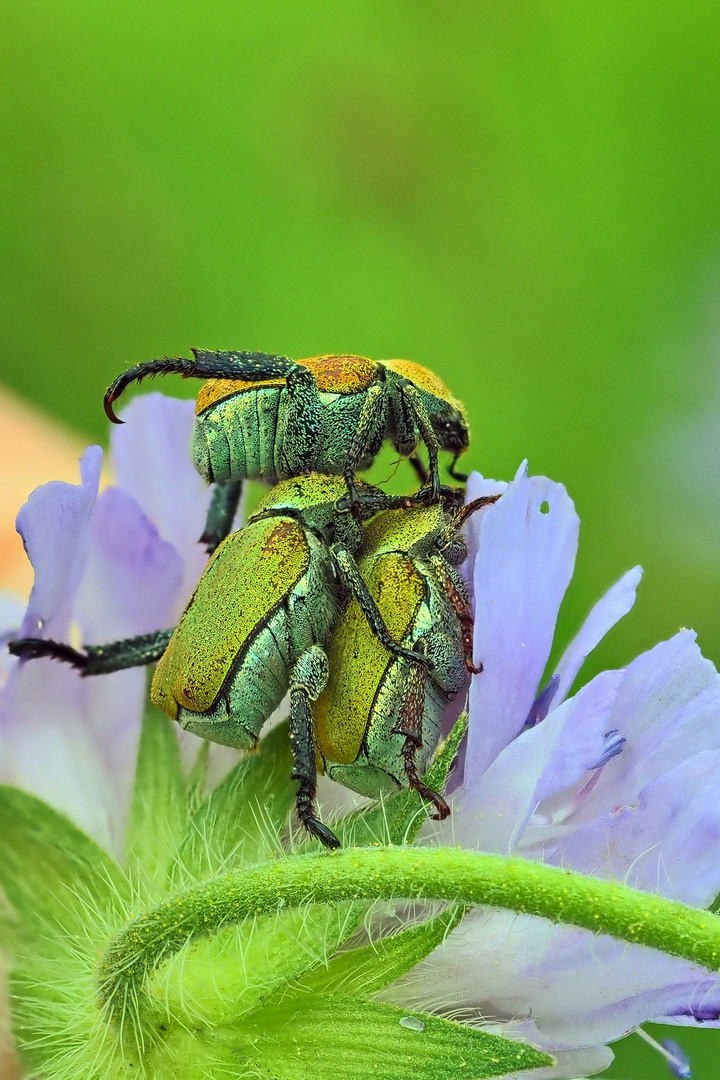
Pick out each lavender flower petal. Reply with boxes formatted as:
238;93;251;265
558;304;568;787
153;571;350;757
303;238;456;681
463;462;579;796
567;631;720;829
0;592;25;685
80;668;148;850
449;669;620;853
16;446;102;640
75;486;183;641
111;394;214;608
552;750;720;908
0;660;118;850
461;471;509;582
393;908;720;1050
553;565;643;705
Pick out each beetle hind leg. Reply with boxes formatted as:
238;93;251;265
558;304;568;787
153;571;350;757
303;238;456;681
7;628;173;675
392;657;450;821
289;646;340;850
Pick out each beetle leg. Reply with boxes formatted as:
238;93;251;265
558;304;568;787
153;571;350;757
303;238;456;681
8;629;173;675
279;367;324;476
392;660;450;821
200;478;243;554
447;452;469;483
395;382;441;501
408;453;429;485
105;349;305;424
330;544;432;668
289;646;340;850
342;381;388;516
430;558;482;674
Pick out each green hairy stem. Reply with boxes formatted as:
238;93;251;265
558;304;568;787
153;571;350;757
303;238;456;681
98;845;720;1024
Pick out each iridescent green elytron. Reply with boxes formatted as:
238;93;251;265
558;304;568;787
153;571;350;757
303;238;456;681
314;494;498;814
103;350;470;552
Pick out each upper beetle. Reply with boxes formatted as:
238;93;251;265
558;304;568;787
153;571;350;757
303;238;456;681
104;350;470;552
313;491;499;818
9;474;428;849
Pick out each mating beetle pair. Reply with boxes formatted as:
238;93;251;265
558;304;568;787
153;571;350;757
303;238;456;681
11;478;495;849
11;348;486;848
104;350;470;551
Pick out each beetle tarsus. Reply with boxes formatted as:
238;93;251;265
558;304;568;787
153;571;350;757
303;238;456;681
401;737;450;820
295;779;341;850
8;629;173;676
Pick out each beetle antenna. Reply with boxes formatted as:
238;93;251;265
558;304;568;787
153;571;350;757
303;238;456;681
453;493;501;528
104;349;297;423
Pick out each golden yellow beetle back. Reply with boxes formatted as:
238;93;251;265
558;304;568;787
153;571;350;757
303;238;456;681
314;552;424;764
152;517;309;719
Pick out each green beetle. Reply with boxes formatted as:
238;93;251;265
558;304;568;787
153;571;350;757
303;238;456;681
9;475;427;849
313;493;499;816
104;350;470;552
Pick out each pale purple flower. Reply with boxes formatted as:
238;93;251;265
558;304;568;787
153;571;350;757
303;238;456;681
0;395;212;854
385;462;720;1077
3;404;719;1079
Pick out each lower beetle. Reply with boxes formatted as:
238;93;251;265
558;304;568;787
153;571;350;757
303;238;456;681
104;350;470;552
313;493;499;816
9;475;428;849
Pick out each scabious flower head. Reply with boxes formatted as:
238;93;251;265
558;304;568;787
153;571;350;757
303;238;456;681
0;394;716;1080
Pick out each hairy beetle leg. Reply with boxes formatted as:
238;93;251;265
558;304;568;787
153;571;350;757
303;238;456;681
8;637;88;669
392;658;450;821
289;648;340;850
8;629;173;675
408;453;430;485
401;738;451;821
331;543;433;668
447;452;469;483
104;349;300;424
200;478;243;554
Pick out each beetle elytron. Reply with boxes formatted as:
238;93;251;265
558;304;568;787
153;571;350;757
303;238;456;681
104;350;470;552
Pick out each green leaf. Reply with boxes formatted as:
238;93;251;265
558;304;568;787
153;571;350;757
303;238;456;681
0;786;128;938
174;720;295;880
295;905;465;998
125;701;188;898
326;712;469;850
233;995;553;1080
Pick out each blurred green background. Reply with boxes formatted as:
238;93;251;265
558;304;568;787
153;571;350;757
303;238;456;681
2;1;720;1074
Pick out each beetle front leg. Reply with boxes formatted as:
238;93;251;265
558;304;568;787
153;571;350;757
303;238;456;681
399;383;441;500
8;628;173;675
200;478;243;554
408;453;429;485
330;544;432;668
289;646;340;850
